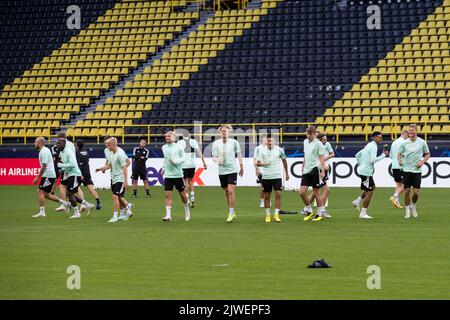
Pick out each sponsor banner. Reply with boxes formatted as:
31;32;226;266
1;158;449;188
88;158;450;189
284;158;450;189
0;158;41;185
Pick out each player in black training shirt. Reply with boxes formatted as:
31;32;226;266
76;140;102;209
131;138;150;198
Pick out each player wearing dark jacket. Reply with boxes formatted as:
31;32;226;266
131;138;151;198
76;139;102;209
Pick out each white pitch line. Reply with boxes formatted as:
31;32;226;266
211;264;229;267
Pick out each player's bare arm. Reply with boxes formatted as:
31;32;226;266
325;151;335;161
282;158;289;181
397;153;403;166
237;152;244;177
319;155;326;179
417;153;430;168
33;163;47;185
122;165;129;189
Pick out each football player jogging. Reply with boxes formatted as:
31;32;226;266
161;131;190;222
212;125;244;223
131;138;151;199
32;137;71;218
311;133;335;216
397;124;430;218
177;131;207;208
96;137;133;223
99;135;133;218
54;132;88;212
255;134;289;223
76;139;102;210
253;136;267;208
51;142;67;208
56;138;94;218
389;129;409;208
352;132;389;219
299;126;327;222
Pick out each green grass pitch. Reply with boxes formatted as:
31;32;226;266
0;185;448;299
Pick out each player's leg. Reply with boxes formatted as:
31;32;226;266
143;179;151;198
311;187;325;221
118;191;134;220
132;179;138;197
272;179;282;222
227;184;236;213
262;180;272;223
75;179;95;215
33;188;47;218
163;190;173;221
162;179;174;221
223;187;229;206
357;176;373;218
408;174;421;218
121;193;133;219
393;182;404;208
87;184;102;209
259;177;264;208
362;190;373;208
176;179;190;221
140;168;150;198
299;185;313;216
76;186;85;201
188;178;195;207
390;170;404;208
109;193;121;222
309;189;316;207
299;186;310;206
64;177;81;218
410;188;420;217
225;174;238;222
404;187;412;218
320;184;331;218
359;189;374;219
353;174;367;212
45;193;69;205
402;172;415;218
55;182;68;211
66;190;80;219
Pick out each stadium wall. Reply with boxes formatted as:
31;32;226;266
1;157;449;188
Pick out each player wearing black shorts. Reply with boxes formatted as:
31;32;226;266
299;126;327;222
161;131;190;222
397;124;430;218
32;137;70;218
212;125;244;223
352;132;389;219
177;132;207;208
76;139;102;210
56;138;94;219
131;138;150;198
388;129;410;209
255;134;289;223
50;144;67;204
253;136;267;208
